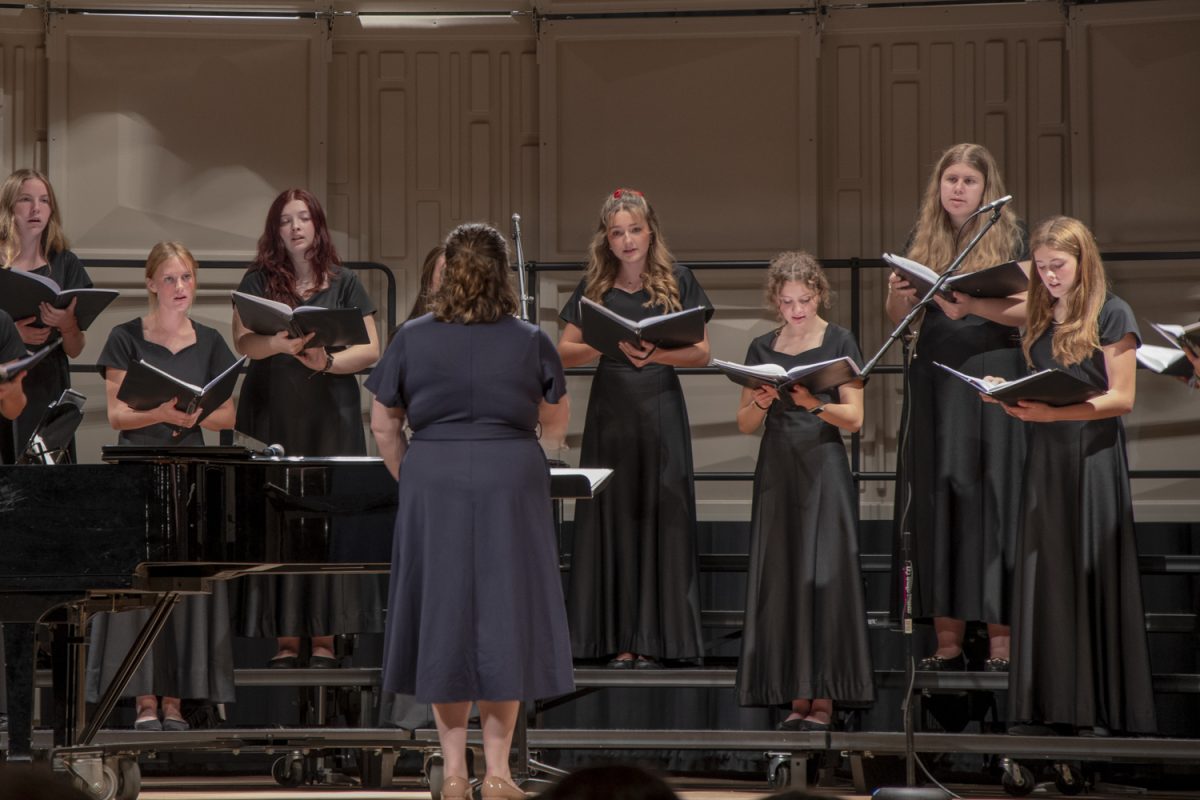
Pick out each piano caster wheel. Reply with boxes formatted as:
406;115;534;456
272;753;305;788
115;757;141;800
70;762;119;800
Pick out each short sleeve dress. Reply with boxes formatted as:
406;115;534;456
232;266;385;639
0;251;92;464
366;313;574;702
1008;294;1156;733
560;265;712;661
736;324;875;707
86;317;239;704
96;319;238;446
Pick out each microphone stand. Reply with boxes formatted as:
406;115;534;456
511;213;532;322
862;203;1007;800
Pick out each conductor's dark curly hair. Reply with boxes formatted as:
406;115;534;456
433;223;519;324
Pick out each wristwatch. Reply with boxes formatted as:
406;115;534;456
809;404;827;416
321;352;335;373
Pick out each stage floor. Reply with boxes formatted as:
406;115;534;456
125;774;1200;799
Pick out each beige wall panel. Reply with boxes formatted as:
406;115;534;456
331;16;537;324
0;11;47;175
540;17;819;262
46;15;327;261
1069;0;1200;248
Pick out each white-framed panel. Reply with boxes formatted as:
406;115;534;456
46;13;327;261
1068;0;1200;249
538;15;820;263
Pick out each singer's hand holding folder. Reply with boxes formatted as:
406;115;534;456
935;361;1103;407
578;296;706;360
0;268;118;330
117;356;246;424
232;291;369;349
0;340;61;383
884;253;1028;300
712;356;862;395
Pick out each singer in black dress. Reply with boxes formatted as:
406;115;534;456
0;169;92;464
885;144;1028;670
87;242;237;729
734;253;874;728
231;189;382;667
999;216;1154;734
557;189;712;667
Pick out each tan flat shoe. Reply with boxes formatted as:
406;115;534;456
481;775;526;799
442;775;473;799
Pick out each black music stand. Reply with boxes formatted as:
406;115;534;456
19;388;86;465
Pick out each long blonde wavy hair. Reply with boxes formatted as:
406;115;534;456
907;143;1024;273
583;189;681;313
1022;216;1108;368
0;168;70;268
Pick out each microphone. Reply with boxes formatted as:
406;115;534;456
511;212;522;240
975;194;1013;215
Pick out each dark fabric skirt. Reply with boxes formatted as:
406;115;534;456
737;415;875;706
232;354;384;639
891;310;1026;624
566;359;703;660
86;584;235;703
1008;418;1156;732
381;436;574;703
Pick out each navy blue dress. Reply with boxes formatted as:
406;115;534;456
1;251;92;463
366;313;573;703
560;266;712;660
1008;294;1155;732
736;324;875;707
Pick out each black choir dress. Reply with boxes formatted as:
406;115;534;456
561;266;712;660
736;325;875;707
892;280;1027;627
366;314;574;703
86;319;238;704
1008;294;1156;732
232;267;385;639
0;252;92;464
0;312;27;714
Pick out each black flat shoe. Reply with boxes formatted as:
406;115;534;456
162;717;190;732
308;654;340;669
606;657;635;669
268;655;299;669
633;657;663;670
134;718;163;732
917;652;966;672
1008;721;1056;736
983;657;1010;672
776;717;804;732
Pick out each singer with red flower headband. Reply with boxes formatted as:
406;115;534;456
557;188;713;669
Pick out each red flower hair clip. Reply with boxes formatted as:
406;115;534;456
612;188;644;199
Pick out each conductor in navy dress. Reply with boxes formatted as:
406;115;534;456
367;222;573;800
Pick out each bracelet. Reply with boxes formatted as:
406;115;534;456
809;404;827;416
753;401;769;411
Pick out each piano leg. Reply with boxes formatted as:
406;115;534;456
3;622;36;761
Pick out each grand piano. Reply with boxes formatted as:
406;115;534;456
0;447;608;769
